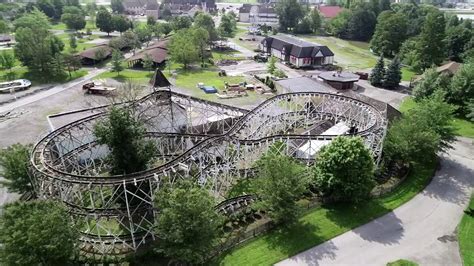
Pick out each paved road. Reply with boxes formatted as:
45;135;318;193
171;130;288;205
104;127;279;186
277;138;474;266
0;68;106;115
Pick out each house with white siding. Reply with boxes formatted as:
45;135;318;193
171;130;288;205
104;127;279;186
260;35;334;68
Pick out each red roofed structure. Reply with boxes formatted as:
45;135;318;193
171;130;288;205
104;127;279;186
317;5;343;19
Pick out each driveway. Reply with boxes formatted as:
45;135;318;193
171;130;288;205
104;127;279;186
277;137;474;266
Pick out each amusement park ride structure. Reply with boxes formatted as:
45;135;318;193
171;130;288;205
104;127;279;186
29;89;388;261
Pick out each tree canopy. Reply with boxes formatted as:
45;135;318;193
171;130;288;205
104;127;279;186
96;7;114;35
0;200;78;265
0;143;32;194
313;136;375;202
370;11;407;57
94;106;156;175
218;13;237;38
168;28;199;69
276;0;303;32
61;5;85;31
154;182;224;264
254;142;307;225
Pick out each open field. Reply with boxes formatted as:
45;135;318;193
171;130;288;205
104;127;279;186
95;69;153;83
215;159;437;265
56;33;102;52
299;36;377;70
458;194;474;266
400;98;474;138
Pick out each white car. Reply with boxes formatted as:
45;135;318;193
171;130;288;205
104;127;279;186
0;79;32;93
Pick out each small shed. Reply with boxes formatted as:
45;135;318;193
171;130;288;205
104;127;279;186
78;44;113;65
318;71;359;90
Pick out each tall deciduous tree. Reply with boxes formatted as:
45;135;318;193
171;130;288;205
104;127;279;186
444;24;472;62
370;11;407;57
383;55;401;89
310;8;322;33
0;200;78;265
96;7;114;35
14;10;65;77
276;0;303;32
94;106;156;175
111;50;124;76
369;55;385;87
112;15;131;34
194;12;218;41
313;136;375;202
254;143;307;225
111;0;124;13
154;182;223;264
63;53;81;77
0;144;32;194
276;0;304;31
267;55;276;74
169;28;199;69
68;33;77;51
170;16;192;31
384;92;456;163
142;53;154;72
218;13;237;38
345;8;376;41
412;10;446;71
447;61;474;116
61;5;85;31
192;27;210;67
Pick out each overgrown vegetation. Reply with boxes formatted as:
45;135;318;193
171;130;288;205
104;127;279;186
458;194;474;266
0;143;33;194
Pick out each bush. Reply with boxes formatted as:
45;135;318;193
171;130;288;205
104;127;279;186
313;136;375;202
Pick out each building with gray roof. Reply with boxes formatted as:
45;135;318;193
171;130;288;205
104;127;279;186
260;34;334;68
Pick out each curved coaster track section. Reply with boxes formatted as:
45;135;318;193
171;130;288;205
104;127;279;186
30;90;388;260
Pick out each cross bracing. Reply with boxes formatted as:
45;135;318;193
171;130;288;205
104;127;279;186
30;90;388;260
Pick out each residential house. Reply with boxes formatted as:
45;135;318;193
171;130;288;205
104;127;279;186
238;4;278;24
260;35;334;68
123;0;160;19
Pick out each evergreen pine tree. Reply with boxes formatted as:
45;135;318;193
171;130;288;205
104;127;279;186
383;56;402;89
370;55;385;87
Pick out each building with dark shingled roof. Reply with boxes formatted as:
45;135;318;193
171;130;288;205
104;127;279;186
260;34;334;68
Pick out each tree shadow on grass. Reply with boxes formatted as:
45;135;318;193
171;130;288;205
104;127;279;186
264;220;338;263
324;200;404;245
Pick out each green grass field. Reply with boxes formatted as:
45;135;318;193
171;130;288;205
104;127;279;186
386;259;419;266
95;69;154;83
215;159;436;265
56;33;101;53
212;49;247;61
399;98;474;138
299;36;377;70
401;67;416;82
458;194;474;266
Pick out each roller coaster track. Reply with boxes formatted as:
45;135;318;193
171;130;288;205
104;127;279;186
29;90;388;259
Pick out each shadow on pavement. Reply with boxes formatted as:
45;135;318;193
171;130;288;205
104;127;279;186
422;157;474;206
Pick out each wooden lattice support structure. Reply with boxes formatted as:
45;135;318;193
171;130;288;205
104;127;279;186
30;90;388;261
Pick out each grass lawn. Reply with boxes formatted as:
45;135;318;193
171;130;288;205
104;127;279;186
399;97;474;138
386;259;419;266
458;194;474;266
56;33;101;53
231;28;258;52
401;67;416;82
95;69;154;83
299;36;377;70
51;22;68;30
215;159;437;265
212;49;247;61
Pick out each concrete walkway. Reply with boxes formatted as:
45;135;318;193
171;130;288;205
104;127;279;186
277;138;474;266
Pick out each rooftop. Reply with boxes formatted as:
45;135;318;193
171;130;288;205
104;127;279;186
318;5;343;18
319;71;360;83
276;76;333;93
